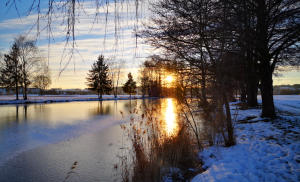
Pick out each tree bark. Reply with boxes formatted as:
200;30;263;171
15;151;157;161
246;53;258;107
240;83;247;102
256;0;276;118
15;82;19;100
97;90;101;100
246;77;258;107
260;67;276;118
223;93;235;146
200;68;208;105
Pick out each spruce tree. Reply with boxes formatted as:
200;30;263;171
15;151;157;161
0;43;22;100
123;73;137;98
86;55;112;99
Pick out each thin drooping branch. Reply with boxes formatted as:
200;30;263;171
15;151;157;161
5;0;146;74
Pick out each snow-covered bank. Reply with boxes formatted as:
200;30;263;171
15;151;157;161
0;94;144;105
192;95;300;182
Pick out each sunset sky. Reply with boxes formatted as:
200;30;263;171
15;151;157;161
0;0;299;89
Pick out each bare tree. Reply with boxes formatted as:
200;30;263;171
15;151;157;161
230;0;300;117
253;0;299;118
139;67;150;98
32;63;52;95
108;58;123;99
139;57;164;97
141;0;237;146
15;35;41;100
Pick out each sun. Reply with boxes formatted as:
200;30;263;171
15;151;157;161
165;75;174;83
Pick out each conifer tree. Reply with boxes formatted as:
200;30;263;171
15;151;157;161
123;73;137;98
86;55;112;99
0;43;22;100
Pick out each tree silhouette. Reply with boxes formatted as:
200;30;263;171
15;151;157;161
16;36;40;100
32;64;51;96
123;73;137;98
86;55;112;99
0;43;22;100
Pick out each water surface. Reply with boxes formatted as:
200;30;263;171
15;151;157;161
0;99;178;182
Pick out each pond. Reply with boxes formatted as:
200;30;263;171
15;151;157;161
0;98;179;182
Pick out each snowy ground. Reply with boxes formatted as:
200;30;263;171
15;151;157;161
192;95;300;182
0;94;143;104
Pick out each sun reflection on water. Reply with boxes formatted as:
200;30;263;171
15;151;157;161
163;98;178;137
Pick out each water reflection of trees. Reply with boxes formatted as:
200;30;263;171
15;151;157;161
89;101;112;116
0;105;28;130
123;100;138;114
87;100;142;117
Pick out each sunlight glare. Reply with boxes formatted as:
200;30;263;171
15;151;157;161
164;98;178;137
165;75;174;83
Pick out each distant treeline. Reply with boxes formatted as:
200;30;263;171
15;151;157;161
273;84;300;95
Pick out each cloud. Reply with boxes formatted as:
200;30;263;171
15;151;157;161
274;70;300;85
0;0;155;89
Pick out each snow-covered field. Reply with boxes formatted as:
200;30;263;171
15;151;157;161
0;94;143;104
192;95;300;182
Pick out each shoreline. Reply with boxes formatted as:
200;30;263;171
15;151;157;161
0;95;158;105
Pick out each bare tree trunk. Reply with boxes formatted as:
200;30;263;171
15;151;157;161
256;0;275;118
15;58;19;100
260;66;275;118
15;82;19;100
22;63;28;100
246;76;258;107
223;93;235;146
240;83;247;102
22;85;25;100
97;90;101;100
246;55;258;107
200;65;208;105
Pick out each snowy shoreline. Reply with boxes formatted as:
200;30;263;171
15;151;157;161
0;94;151;105
192;95;300;182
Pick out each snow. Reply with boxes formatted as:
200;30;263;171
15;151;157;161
0;94;143;105
192;95;300;182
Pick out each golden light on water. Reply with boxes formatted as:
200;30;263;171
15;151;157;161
163;98;178;137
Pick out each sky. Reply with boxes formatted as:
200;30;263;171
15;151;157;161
0;0;299;89
0;0;155;89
